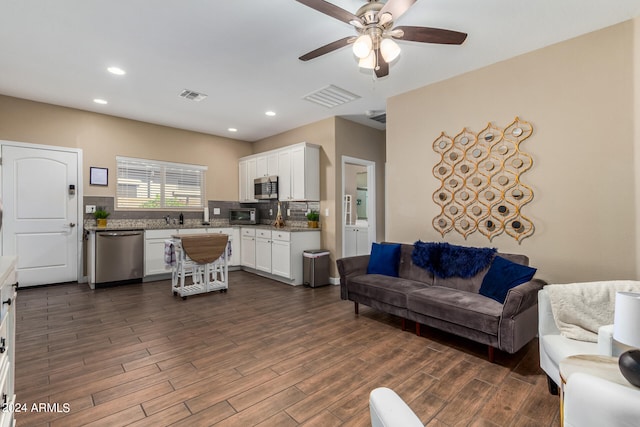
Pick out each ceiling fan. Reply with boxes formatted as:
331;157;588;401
296;0;467;78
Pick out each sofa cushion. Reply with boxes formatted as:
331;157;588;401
367;243;402;277
398;244;435;284
540;334;599;367
479;256;537;303
412;241;497;278
408;287;503;335
348;275;428;308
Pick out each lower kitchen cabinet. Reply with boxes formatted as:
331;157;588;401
145;227;240;278
144;229;176;277
271;237;291;278
240;228;256;269
255;229;272;273
240;228;320;285
0;257;17;427
344;226;371;257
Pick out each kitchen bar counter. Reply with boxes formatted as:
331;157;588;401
84;219;320;233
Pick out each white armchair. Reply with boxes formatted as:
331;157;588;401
564;372;640;427
538;288;615;393
369;387;423;427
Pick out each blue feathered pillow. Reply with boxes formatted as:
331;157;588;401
412;241;497;278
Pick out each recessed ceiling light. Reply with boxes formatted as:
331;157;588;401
93;98;108;105
107;66;126;75
265;111;276;117
228;128;238;132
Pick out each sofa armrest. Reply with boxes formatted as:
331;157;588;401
369;387;424;427
502;278;547;318
598;324;614;356
538;287;560;336
336;255;370;300
564;372;640;427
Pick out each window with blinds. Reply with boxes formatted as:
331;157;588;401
116;157;207;210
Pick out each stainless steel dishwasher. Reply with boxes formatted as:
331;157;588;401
95;230;144;284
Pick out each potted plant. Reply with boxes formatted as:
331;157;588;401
93;208;110;227
306;210;320;228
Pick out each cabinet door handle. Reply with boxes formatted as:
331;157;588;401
2;298;11;306
0;338;6;353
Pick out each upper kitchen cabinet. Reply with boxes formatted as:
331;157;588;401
255;152;278;178
239;142;320;202
288;143;320;201
239;157;257;202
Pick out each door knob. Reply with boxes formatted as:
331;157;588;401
69;222;76;227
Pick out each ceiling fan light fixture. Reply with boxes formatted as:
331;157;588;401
352;34;373;59
358;51;376;69
378;12;393;26
380;38;401;62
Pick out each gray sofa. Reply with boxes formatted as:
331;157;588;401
337;243;545;361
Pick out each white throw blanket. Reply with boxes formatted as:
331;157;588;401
546;280;640;342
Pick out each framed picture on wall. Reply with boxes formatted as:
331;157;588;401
90;167;108;186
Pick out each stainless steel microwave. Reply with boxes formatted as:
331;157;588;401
254;175;278;200
229;208;258;225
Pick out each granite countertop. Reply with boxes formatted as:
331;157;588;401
84;219;320;233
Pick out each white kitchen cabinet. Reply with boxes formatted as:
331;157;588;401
344;226;371;257
277;149;291;201
0;257;16;427
255;229;272;273
205;227;239;266
290;144;320;201
176;228;208;235
239;158;257;202
271;231;291;278
256;153;278;178
144;229;176;276
145;228;239;278
240;227;256;269
240;142;320;202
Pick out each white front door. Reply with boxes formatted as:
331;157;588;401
2;145;80;287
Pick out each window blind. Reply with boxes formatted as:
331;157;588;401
116;157;207;209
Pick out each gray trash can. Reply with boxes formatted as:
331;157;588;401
303;249;330;288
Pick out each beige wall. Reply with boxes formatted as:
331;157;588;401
387;20;637;284
0;95;252;202
335;117;386;257
254;118;338;274
254;116;386;277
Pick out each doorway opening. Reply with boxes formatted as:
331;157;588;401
341;156;376;258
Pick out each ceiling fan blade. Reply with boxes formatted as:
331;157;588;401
393;26;468;45
299;36;354;61
374;48;389;78
378;0;416;22
295;0;360;24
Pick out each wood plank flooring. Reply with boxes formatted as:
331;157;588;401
14;271;560;426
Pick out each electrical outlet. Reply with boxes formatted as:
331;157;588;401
287;209;291;217
213;207;221;215
269;209;273;216
325;208;329;217
85;205;96;214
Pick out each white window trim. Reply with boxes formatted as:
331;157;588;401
116;156;207;210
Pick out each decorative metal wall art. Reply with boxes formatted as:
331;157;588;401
432;117;535;242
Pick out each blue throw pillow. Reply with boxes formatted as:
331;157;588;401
367;243;402;277
479;256;537;303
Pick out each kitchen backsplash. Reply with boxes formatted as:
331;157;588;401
83;197;320;226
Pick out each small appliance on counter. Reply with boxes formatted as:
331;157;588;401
254;175;278;200
229;207;258;225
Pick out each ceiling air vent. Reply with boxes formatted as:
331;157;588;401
303;85;360;108
367;111;386;124
179;89;208;102
369;113;386;124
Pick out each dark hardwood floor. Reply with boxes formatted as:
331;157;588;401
14;271;559;426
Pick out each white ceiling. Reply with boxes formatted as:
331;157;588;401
1;0;639;142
